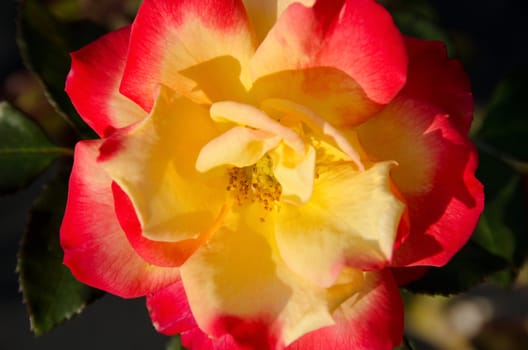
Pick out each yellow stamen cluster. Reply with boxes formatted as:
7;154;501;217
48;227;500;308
226;155;282;212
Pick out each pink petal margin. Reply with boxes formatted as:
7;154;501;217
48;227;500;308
288;270;403;350
147;271;403;350
66;26;145;137
251;0;408;105
60;140;179;298
391;39;484;267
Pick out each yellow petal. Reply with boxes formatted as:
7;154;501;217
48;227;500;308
270;144;316;204
121;0;256;109
210;101;305;154
357;97;439;194
261;98;364;170
242;0;315;43
101;86;226;242
180;205;339;347
196;126;281;172
276;161;404;287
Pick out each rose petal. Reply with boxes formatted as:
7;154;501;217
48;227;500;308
270;144;316;204
146;278;197;335
402;37;473;135
210;101;305;154
180;205;346;348
100;86;227;243
60;140;179;298
196;126;281;172
66;26;145;137
112;182;223;267
250;0;407;113
357;98;483;267
288;270;404;350
276;162;404;287
121;0;256;110
242;0;315;43
181;326;246;350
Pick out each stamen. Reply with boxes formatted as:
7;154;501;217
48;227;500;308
226;155;282;212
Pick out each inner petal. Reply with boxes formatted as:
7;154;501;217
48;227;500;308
275;161;405;287
196;126;281;172
261;98;364;171
100;86;226;243
210;101;305;154
270;143;316;205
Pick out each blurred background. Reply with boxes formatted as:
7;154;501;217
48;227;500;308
1;0;527;349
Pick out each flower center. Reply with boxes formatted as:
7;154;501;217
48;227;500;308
226;155;282;211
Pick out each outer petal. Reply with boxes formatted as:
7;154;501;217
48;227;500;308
181;327;245;350
250;0;407;121
147;279;196;335
402;37;473;135
180;205;350;349
100;86;227;243
121;0;256;110
276;162;405;287
111;183;221;267
60;140;179;298
66;26;145;137
148;279;249;350
148;281;269;350
357;98;483;267
287;270;404;350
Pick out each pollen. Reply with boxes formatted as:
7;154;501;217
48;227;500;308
227;155;282;211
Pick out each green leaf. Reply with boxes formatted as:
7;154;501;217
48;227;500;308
17;0;104;139
477;68;528;164
403;241;509;295
470;146;528;287
0;102;72;193
18;175;104;335
167;336;185;350
473;152;527;265
469;68;528;286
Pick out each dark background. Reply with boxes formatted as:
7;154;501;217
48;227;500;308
1;0;527;349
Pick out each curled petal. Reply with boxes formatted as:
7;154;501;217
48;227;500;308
147;279;197;335
288;270;404;350
270;144;316;204
196;127;280;172
276;162;404;287
100;86;226;243
251;0;407;108
66;26;145;137
180;206;344;348
242;0;315;43
261;98;364;170
60;141;179;298
357;98;483;267
210;101;305;154
121;0;256;110
402;37;473;135
112;182;226;267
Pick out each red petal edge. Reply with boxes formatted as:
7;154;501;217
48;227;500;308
288;270;403;350
390;38;483;266
66;26;144;137
60;140;179;298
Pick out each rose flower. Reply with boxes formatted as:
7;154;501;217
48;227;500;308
60;0;484;349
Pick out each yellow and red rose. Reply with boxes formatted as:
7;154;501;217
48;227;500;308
60;0;484;349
